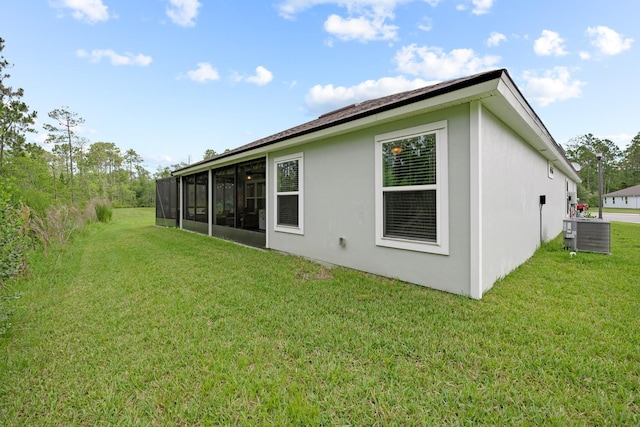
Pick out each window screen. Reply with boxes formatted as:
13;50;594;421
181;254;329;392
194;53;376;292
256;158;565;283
382;133;436;187
274;154;303;233
277;194;299;226
277;160;299;192
276;159;299;227
384;190;437;242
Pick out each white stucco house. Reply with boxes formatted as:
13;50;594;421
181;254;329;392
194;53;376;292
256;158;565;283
603;184;640;209
158;69;580;299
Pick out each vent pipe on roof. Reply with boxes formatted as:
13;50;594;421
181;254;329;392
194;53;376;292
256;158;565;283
318;103;358;119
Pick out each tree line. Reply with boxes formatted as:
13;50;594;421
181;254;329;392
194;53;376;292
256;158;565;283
563;132;640;207
0;36;180;294
1;35;228;286
1;40;157;211
2;33;640;218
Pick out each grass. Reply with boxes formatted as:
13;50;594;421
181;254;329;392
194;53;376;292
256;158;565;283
601;207;640;214
1;208;639;425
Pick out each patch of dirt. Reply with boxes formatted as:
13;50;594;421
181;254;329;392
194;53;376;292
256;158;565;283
295;267;333;282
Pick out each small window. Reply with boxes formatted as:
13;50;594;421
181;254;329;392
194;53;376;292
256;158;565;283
548;162;554;179
375;121;448;254
274;153;304;234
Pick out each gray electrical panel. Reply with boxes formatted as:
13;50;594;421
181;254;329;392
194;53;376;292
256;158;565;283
563;218;611;254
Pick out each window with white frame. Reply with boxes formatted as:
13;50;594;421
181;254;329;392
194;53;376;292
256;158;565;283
375;121;448;254
274;153;304;234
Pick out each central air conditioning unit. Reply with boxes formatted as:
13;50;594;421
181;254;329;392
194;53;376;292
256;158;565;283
563;218;611;254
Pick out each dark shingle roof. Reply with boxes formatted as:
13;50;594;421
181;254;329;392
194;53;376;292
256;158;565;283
604;184;640;197
175;68;506;173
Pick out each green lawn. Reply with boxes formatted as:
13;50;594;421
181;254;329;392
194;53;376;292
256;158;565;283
601;207;640;214
1;208;639;425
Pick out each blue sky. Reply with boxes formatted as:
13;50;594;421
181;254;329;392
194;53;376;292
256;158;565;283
1;0;637;172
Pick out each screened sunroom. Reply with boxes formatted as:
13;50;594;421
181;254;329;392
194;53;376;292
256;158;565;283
155;176;179;227
173;157;267;248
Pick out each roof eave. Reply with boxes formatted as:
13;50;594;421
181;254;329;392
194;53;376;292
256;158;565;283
173;73;505;176
485;73;582;183
173;69;580;184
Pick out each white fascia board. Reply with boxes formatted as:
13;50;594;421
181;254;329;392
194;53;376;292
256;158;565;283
495;79;581;183
370;79;501;122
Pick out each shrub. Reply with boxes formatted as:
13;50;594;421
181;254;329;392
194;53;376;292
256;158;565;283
586;193;600;208
0;183;31;286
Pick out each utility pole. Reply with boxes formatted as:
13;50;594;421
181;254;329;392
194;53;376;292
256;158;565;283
596;152;603;219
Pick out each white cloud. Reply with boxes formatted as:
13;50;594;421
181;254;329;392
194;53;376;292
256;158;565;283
145;154;176;169
522;67;585;106
34;133;50;146
166;0;202;27
305;75;436;115
276;0;316;19
579;51;591;60
76;49;152;66
52;0;110;23
186;63;220;83
394;44;500;79
586;26;633;56
418;17;433;32
456;0;494;14
534;30;568;56
232;66;274;86
276;0;406;19
486;31;506;47
470;0;494;15
245;66;274;86
276;1;436;42
324;13;398;41
600;133;634;145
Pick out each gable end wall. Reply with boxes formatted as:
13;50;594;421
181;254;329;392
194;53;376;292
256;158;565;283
479;107;574;292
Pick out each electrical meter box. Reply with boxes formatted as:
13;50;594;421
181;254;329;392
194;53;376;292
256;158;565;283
563;219;577;250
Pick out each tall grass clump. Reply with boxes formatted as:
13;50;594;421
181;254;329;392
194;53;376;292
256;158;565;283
29;205;84;253
29;198;112;253
2;196;109;335
95;202;113;223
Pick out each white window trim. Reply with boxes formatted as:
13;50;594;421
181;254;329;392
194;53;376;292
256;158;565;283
273;152;304;235
374;121;449;255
